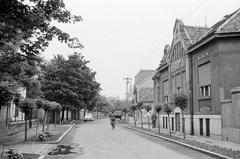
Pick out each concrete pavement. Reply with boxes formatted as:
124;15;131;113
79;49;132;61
0;123;74;159
123;122;240;159
1;119;240;159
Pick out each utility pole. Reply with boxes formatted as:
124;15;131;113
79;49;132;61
123;77;132;101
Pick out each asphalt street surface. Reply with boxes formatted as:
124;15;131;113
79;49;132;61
44;118;217;159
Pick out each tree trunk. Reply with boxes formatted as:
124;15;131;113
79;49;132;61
36;109;39;136
61;108;65;123
182;110;185;139
158;112;160;133
54;110;57;127
84;108;87;116
76;109;78;120
25;112;28;141
15;106;17;122
71;110;73;120
42;110;46;132
168;114;171;136
79;108;81;121
148;115;150;130
5;104;9;126
29;110;32;129
140;111;143;128
66;108;69;121
133;111;136;126
75;110;77;120
78;108;80;120
47;111;50;131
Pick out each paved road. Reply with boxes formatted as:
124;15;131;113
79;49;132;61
44;118;217;159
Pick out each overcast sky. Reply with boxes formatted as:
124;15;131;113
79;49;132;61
41;0;240;99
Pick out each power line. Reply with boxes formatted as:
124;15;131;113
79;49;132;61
126;1;208;74
195;0;226;26
129;0;227;72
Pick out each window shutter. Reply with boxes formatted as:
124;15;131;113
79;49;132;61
157;86;160;103
182;72;186;90
198;63;211;86
163;80;169;96
176;74;181;87
172;76;175;92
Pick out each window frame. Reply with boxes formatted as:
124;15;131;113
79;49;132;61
199;85;211;97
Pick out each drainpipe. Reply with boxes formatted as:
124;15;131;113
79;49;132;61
189;54;194;135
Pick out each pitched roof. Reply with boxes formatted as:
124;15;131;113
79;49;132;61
135;69;155;85
160;44;170;65
188;8;240;51
216;9;240;33
184;26;211;44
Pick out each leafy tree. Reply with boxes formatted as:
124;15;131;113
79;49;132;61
122;107;129;123
25;79;43;99
66;52;100;113
18;98;36;141
171;91;190;139
0;82;17;109
0;0;83;61
155;103;162;133
35;98;45;136
144;105;152;130
49;102;61;127
40;53;100;122
0;49;41;84
93;94;109;118
163;103;173;136
0;81;21;126
41;100;51;132
40;55;75;122
130;104;137;126
136;101;143;128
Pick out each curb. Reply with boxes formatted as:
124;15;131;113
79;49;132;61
46;123;75;144
38;155;45;159
38;124;75;159
123;125;232;159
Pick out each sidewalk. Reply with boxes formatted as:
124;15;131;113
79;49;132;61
0;123;74;159
123;123;240;159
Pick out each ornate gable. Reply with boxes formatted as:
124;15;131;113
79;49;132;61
169;19;189;65
169;19;210;67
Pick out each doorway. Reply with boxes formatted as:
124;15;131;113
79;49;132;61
175;113;180;132
200;118;203;136
206;119;210;137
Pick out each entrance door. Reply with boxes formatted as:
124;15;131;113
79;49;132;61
175;113;180;131
200;118;203;136
206;119;210;137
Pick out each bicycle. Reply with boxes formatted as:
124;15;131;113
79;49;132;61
110;121;115;129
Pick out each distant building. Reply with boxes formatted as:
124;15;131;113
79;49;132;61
106;96;121;101
134;69;156;108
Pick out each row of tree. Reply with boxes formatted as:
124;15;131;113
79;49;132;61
0;0;108;141
130;91;189;139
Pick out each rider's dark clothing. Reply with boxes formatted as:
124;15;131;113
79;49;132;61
110;114;116;122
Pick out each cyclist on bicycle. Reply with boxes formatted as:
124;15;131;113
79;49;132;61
109;112;116;129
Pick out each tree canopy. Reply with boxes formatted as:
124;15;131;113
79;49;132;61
0;0;83;108
0;0;83;58
170;91;190;111
40;52;101;111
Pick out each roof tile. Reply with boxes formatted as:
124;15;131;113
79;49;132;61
184;26;210;44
